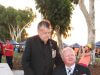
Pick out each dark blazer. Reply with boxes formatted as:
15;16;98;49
52;64;91;75
22;35;63;75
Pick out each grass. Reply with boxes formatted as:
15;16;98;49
95;58;100;65
13;52;23;70
1;52;23;69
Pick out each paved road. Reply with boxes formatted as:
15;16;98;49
12;70;24;75
0;63;13;75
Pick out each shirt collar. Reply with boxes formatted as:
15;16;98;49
65;64;75;69
37;35;50;45
65;64;75;74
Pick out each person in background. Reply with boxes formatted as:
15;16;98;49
72;43;80;56
4;39;14;69
73;47;80;56
95;47;100;58
0;41;4;63
52;47;91;75
78;44;92;67
22;20;63;75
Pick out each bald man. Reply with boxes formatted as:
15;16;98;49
52;47;91;75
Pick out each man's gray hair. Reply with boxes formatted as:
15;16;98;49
38;20;51;29
61;47;75;58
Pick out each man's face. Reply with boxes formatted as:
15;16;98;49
74;48;79;50
63;48;76;66
38;26;51;43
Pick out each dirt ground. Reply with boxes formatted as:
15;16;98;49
89;65;100;75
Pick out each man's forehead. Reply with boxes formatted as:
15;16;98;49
39;26;51;31
62;47;75;54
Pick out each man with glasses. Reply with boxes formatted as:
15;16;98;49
22;20;63;75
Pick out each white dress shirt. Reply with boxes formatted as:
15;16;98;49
65;64;75;75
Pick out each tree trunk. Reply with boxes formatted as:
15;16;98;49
89;0;95;65
79;0;95;64
55;28;63;53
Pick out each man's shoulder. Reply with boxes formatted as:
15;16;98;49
76;64;88;68
27;35;39;41
75;64;91;75
49;39;56;42
75;64;90;71
53;65;65;75
54;64;65;71
49;39;57;44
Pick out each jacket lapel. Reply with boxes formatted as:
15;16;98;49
73;64;79;75
62;65;67;75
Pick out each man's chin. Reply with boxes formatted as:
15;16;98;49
44;39;49;41
43;39;49;43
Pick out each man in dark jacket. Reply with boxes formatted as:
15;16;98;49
52;47;91;75
22;20;63;75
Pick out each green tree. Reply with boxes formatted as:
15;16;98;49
35;0;73;51
0;4;35;41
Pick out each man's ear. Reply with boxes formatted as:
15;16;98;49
37;30;39;33
38;29;42;36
